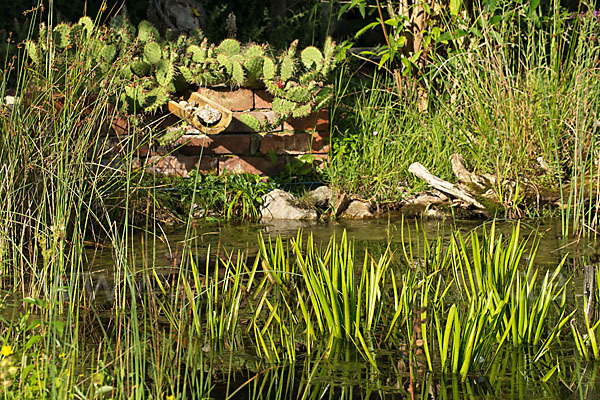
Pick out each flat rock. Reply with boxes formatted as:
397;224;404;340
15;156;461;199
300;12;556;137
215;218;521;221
307;186;332;208
340;200;372;219
261;189;318;220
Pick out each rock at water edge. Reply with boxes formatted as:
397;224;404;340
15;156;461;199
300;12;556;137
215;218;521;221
307;186;332;209
260;189;318;220
340;200;372;219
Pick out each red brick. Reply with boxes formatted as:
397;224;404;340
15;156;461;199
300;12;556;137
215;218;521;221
145;155;217;177
283;109;329;132
254;90;274;109
259;132;330;155
197;87;254;111
219;156;286;175
176;134;250;155
226;111;280;133
106;115;131;136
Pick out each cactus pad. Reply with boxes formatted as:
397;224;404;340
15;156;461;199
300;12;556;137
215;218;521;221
131;60;151;77
53;24;71;49
301;46;324;70
239;114;263;132
25;40;39;64
144;41;162;64
156;59;175;87
216;39;241;56
138;20;159;42
263;57;276;80
280;55;295;82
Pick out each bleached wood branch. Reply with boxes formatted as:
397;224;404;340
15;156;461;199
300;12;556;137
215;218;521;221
408;162;486;209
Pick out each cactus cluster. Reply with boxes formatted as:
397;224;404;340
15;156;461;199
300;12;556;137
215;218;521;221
24;17;337;117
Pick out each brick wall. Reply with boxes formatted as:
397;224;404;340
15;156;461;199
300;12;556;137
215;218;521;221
137;87;330;177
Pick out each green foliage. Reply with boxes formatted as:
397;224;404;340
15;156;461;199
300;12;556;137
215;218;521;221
239;113;263;131
53;23;71;49
216;53;233;73
24;40;38;64
130;60;151;77
245;44;265;58
292;103;311;118
285;85;311;102
216;38;241;56
262;56;276;80
24;18;337;116
280;55;295;82
187;43;207;63
301;46;323;70
273;97;296;116
231;61;245;86
100;43;117;63
244;56;264;85
137;20;159;42
155;59;175;87
143;41;162;64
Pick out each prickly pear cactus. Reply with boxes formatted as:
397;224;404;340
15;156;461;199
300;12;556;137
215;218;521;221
245;44;265;58
131;60;151;77
144;41;162;64
100;44;118;63
231;61;245;86
244;56;263;85
25;17;338;119
53;24;71;49
239;114;263;132
138;20;159;42
216;39;241;56
187;44;206;63
280;55;295;82
301;47;323;71
262;57;276;80
25;40;39;64
156;59;175;87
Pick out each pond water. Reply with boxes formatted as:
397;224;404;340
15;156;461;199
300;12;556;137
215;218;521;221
84;217;600;399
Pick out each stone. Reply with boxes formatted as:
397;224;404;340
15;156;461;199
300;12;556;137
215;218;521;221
408;192;448;207
340;200;372;219
260;189;318;220
3;95;16;108
307;186;332;208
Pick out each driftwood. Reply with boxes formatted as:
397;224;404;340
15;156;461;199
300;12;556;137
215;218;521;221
408;162;486;209
450;154;488;190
